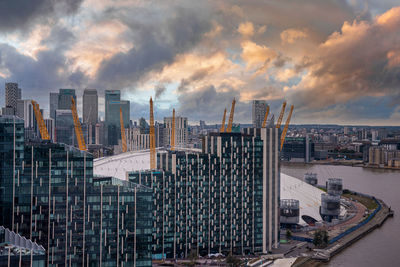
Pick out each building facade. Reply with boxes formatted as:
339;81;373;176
129;129;280;259
5;82;21;114
55;109;75;146
252;100;268;128
58;89;76;110
163;116;188;148
83;89;98;125
281;136;314;163
49;92;59;119
0;118;153;266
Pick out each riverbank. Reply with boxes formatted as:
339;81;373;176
293;197;394;266
281;161;400;170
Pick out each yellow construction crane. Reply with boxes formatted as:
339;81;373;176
220;108;227;132
149;98;156;169
171;109;175;150
70;97;86;151
280;105;294;151
276;101;287;128
31;100;50;140
226;98;236;133
120;107;127;153
262;105;270;128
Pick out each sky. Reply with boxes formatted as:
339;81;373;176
0;0;399;125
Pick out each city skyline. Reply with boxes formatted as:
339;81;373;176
0;1;399;125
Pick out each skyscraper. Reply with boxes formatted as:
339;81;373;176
55;109;75;145
4;82;21;114
105;90;121;122
163;116;188;148
0;116;24;228
83;89;98;125
49;92;59;119
104;90;130;146
252;100;268;128
58;89;76;110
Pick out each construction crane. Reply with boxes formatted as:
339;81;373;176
262;105;270;128
120;107;127;153
31;100;50;140
280;105;294;151
276;101;287;128
220;108;227;132
226;98;236;133
171;109;175;151
149;98;156;169
70;97;86;151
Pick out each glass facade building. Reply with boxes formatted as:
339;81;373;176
0;115;153;266
0;116;24;228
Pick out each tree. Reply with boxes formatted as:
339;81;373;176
226;253;241;267
286;229;292;241
313;229;329;248
187;249;198;266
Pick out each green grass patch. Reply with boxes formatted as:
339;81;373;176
343;193;378;210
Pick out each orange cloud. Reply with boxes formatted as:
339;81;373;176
241;40;277;70
280;28;308;44
66;20;133;77
238;21;254;37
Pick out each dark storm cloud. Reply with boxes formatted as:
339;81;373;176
0;26;87;108
154;84;166;99
94;7;212;90
0;0;83;32
177;85;247;123
177;67;213;93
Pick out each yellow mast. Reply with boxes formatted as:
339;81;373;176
220;108;227;132
70;97;86;151
31;100;50;140
276;101;287;128
262;105;270;128
226;98;236;133
280;105;294;151
120;107;127;153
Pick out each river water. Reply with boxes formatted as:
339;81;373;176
281;164;400;267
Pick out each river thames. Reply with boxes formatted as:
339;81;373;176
281;164;400;267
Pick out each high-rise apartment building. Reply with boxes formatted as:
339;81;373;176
163;116;188;148
83;89;98;125
49;92;59;119
16;99;35;129
58;89;76;110
4;82;21;114
129;128;280;259
252;100;268;128
16;99;42;140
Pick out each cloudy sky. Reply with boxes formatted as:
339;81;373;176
0;0;399;125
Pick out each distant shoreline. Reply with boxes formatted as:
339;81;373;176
281;161;400;171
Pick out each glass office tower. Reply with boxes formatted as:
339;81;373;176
0;115;153;267
0;116;24;229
